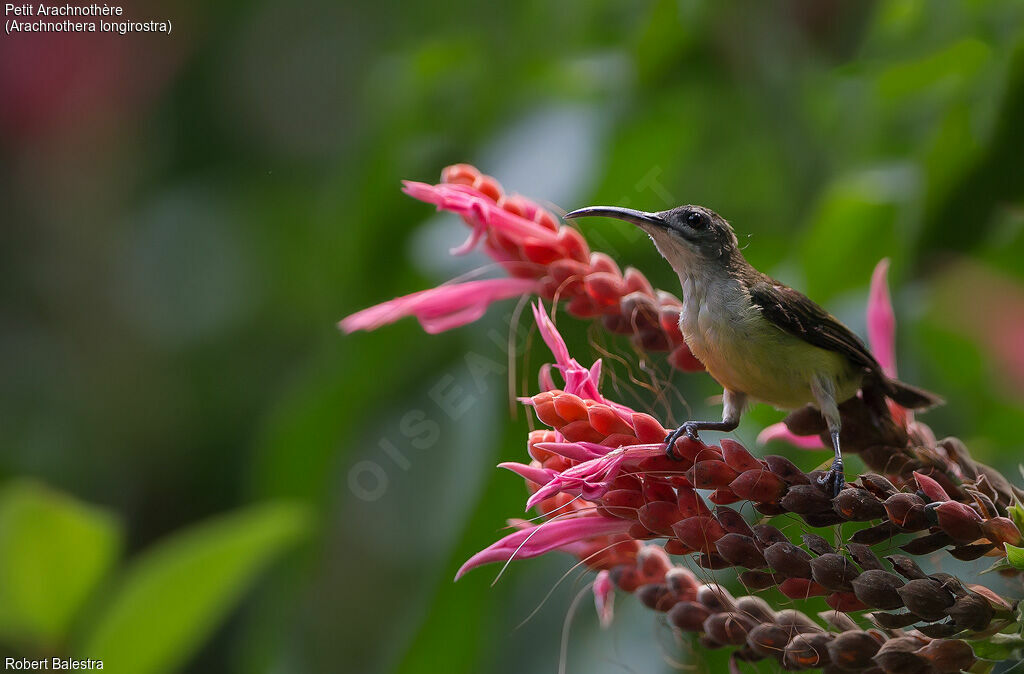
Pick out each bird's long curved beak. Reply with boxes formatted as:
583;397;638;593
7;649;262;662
563;206;667;230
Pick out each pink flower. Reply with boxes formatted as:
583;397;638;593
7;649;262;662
593;569;615;628
455;514;631;580
339;277;539;334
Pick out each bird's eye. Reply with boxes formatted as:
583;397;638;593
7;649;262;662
685;211;705;228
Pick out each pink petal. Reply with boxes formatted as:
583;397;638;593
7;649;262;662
868;259;897;378
498;462;556;486
757;422;825;450
455;515;630;580
339;278;540;334
593;569;614;628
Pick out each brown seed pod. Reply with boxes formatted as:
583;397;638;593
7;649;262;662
716;533;768;569
915;638;977;674
735;595;775;623
945;592;995;631
933;501;984;543
860;474;899;499
775;608;823;633
765;541;814;579
810;553;860;592
899;531;954;555
827;630;882;672
781;484;834;515
714;506;753;536
834;488;887;521
851;521;900;545
846;543;884;571
731;468;788;502
747;623;797;660
637;583;676;612
802;533;835;556
689;460;740;489
671;515;727;554
948;542;996;561
870;612;921;629
696;583;736;613
738;570;782;591
697;552;732;570
703;612;757;646
667;600;711;632
873;636;928;674
884;493;928;531
896;578;955;621
785;632;834;670
851;569;906;610
915;622;959;638
885;555;927;580
765;454;810;485
752;524;788;549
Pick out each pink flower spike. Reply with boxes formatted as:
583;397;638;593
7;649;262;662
533;441;608;462
593;569;615;628
455;515;631;580
757;422;825;450
340;277;540;334
525;451;629;510
868;258;897;378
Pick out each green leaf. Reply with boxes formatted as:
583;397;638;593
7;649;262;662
1004;543;1024;571
1009;502;1024;534
78;502;310;674
970;633;1024;661
0;480;122;647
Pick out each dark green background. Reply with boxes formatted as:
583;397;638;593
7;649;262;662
1;0;1023;672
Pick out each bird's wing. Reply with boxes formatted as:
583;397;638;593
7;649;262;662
748;277;881;373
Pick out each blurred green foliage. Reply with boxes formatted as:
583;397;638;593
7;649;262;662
1;0;1023;672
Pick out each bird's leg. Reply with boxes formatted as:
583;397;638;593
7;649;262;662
664;390;746;460
812;377;844;498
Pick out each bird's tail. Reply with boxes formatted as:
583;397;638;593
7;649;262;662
883;376;944;410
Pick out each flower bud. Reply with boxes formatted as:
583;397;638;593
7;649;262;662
981;516;1023;545
945;592;994;631
764;454;810;485
776;608;823;632
688;460;740;489
697;583;736;613
730;468;787;502
664;567;699;597
948;542;994;561
872;637;928;674
715;506;753;536
883;493;928;531
785;632;834;670
810;554;859;592
752;524;788;549
859;474;898;499
764;541;813;579
697;553;731;570
781;484;833;515
834;488;886;521
915;623;958;638
600;489;644;519
637;501;684;537
738;570;781;591
850;521;900;545
896;578;955;621
703;612;756;646
915;639;976;674
735;595;775;623
721;438;763;471
779;577;828;599
870;612;921;629
671;515;727;554
667;600;710;632
826;592;867;612
637;583;675;611
802;534;834;556
933;501;984;543
885;555;927;580
899;531;954;555
715;533;768;569
636;544;671;579
851;569;905;610
846;543;884;571
827;630;882;672
747;623;796;659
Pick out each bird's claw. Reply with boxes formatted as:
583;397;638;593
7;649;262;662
664;423;701;461
817;457;846;499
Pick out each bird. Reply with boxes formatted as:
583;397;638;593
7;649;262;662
563;204;942;496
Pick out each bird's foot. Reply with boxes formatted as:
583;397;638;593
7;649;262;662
817;457;845;499
664;422;701;461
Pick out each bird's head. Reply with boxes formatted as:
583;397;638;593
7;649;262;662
564;204;739;273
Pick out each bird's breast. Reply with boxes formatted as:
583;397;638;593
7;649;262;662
678;273;860;409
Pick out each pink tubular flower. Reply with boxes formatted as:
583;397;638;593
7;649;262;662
339;277;539;334
455;514;633;580
341;164;704;373
593;569;615;628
